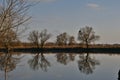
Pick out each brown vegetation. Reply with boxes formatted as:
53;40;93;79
0;42;119;49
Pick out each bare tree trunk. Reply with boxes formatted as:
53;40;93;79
85;40;89;49
86;43;89;49
41;42;44;49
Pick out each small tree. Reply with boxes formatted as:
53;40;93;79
68;36;76;45
78;26;100;48
28;29;51;48
56;32;69;46
28;30;40;48
39;29;51;48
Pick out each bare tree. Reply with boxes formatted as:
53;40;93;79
78;26;100;48
28;29;51;48
68;36;76;45
28;30;40;48
39;29;51;48
0;0;31;50
56;32;69;46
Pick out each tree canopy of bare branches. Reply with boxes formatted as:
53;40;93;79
28;29;51;48
78;26;100;48
0;0;31;49
56;32;69;45
68;36;76;45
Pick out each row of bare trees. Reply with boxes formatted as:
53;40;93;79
0;0;100;50
28;26;100;48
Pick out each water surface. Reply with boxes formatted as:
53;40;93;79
0;52;120;80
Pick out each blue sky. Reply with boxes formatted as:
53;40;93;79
27;0;120;44
26;0;120;44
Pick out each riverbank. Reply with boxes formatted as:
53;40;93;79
0;47;120;53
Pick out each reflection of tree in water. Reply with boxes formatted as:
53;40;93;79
0;52;21;80
56;53;76;65
28;53;50;72
78;53;100;75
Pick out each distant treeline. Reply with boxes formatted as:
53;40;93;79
0;42;120;48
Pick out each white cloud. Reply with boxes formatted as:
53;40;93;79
86;3;100;10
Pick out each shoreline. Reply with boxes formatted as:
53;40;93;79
0;47;120;53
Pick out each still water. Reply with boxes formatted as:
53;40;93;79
0;52;120;80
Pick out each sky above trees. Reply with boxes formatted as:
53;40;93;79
26;0;120;44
